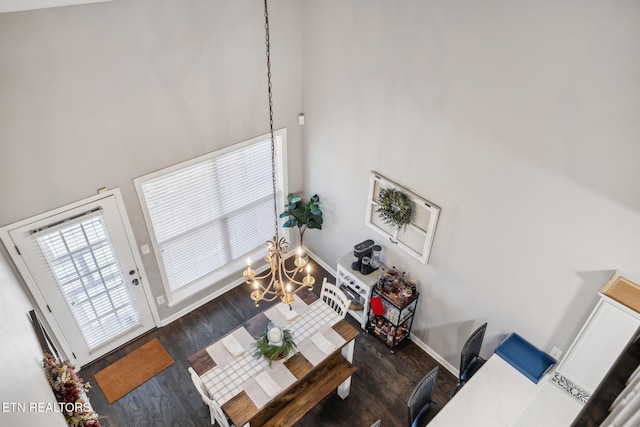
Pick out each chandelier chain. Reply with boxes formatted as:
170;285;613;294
245;0;315;305
264;0;278;241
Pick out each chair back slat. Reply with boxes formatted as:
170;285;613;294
188;367;231;427
320;278;350;319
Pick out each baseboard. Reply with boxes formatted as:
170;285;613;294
159;279;246;327
159;250;313;327
160;248;459;379
307;249;458;376
410;334;459;377
305;248;337;279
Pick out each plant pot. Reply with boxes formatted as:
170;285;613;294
269;353;286;361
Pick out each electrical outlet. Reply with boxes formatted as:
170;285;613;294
156;295;165;305
141;244;151;255
550;346;563;360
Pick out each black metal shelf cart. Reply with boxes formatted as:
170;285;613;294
367;277;419;353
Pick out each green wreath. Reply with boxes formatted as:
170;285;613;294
376;188;413;230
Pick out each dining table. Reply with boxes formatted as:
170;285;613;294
188;288;360;427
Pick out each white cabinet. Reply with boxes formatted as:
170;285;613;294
336;253;384;330
556;273;640;396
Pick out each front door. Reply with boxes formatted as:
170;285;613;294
2;189;156;366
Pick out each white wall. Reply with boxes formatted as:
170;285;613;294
0;256;66;425
0;0;303;321
2;0;639;374
301;0;640;366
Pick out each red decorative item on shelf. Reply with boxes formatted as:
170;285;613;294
370;295;385;315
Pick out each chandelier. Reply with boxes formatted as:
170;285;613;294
243;0;315;306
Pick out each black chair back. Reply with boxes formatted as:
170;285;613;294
408;367;439;427
459;322;487;375
450;322;488;398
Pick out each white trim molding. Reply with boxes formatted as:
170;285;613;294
410;333;458;377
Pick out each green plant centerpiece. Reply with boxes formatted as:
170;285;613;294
253;323;297;367
279;193;323;246
376;188;413;231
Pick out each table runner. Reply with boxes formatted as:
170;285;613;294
242;361;298;408
285;300;340;343
296;325;346;366
200;299;342;408
264;297;311;326
205;327;255;368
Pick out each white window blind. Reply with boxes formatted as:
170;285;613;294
35;213;140;350
136;132;285;301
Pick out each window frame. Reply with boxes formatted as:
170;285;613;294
134;129;289;306
365;171;440;264
34;211;141;350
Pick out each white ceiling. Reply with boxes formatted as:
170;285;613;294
0;0;114;13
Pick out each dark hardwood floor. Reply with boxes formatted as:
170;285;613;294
81;261;457;427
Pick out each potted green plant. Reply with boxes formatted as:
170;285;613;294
279;193;323;246
253;323;297;367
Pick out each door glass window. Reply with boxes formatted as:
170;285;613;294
35;213;140;350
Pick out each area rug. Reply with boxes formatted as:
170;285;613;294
94;338;174;404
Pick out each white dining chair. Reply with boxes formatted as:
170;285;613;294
188;367;231;427
320;277;350;319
